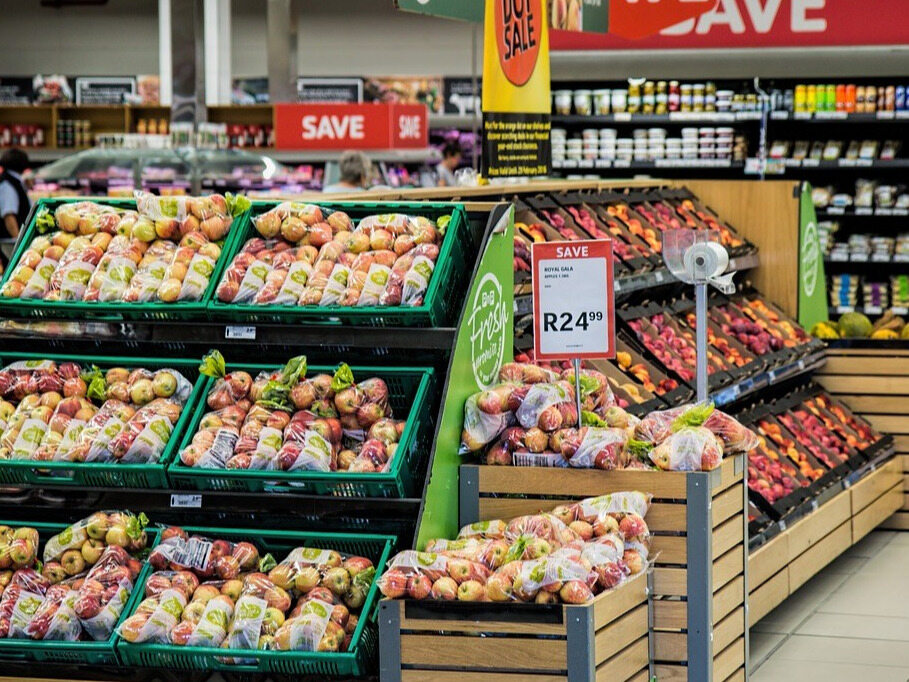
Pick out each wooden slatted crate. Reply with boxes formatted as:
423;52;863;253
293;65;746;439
378;570;650;682
458;455;747;682
816;348;909;530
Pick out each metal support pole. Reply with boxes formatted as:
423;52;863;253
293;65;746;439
686;474;714;681
267;0;298;103
170;0;206;125
742;468;751;679
572;357;583;427
378;601;402;682
695;281;709;402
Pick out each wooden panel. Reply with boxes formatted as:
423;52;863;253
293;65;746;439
594;605;648;665
595;636;649;682
904;492;909;510
723;667;746;682
399;614;564;636
785;489;851;557
712;456;743;493
402;672;565;682
653;567;687;596
749;532;789;589
714;606;745;654
646;503;689;533
714;636;746;682
401;634;566;669
749;568;789;626
714;575;745;624
789;521;852;592
651;575;743;630
651;534;687;564
626;670;651;682
714;516;745;558
894;436;909;453
852;482;904;542
851;459;903;513
819;375;909;395
865;415;909;435
653;631;686;662
827;395;909;413
713;484;745;528
686;180;800;317
712;544;744;592
652;663;687;682
592;571;648;630
476;464;690;498
820;356;909;376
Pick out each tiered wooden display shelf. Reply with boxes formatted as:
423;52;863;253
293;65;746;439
816;347;909;530
378;570;650;682
748;456;903;624
459;456;747;682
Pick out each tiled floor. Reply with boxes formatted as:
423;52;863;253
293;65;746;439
750;530;909;681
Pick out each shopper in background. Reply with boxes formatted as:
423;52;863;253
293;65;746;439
0;148;31;240
322;150;373;193
437;141;463;187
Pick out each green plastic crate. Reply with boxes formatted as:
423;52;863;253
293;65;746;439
115;526;394;677
0;353;206;488
0;197;248;321
166;362;434;497
207;200;471;327
0;521;158;666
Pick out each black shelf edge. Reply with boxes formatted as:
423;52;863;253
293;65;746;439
711;347;827;408
551;112;761;125
828;305;908;317
553;159;745;172
818;208;909;218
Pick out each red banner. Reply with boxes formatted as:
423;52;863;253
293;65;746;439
274;103;428;150
552;0;909;50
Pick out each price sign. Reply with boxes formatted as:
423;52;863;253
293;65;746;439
532;240;614;360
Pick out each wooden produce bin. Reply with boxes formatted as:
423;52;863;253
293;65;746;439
748;457;903;627
378;570;650;682
459;456;747;682
817;347;909;530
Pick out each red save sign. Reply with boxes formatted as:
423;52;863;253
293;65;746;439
532;240;615;361
274;103;428;150
611;0;718;40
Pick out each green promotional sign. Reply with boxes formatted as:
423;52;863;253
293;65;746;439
415;205;514;549
395;0;608;33
394;0;483;23
797;182;827;329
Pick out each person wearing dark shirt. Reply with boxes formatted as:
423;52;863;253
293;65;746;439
0;148;31;239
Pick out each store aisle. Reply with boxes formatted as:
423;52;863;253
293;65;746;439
750;530;909;681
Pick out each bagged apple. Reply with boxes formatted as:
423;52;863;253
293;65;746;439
171;593;235;647
149;530;259;581
0;526;39;570
456;519;507;541
423;537;510;571
0;398;52;460
74;545;141;640
54;201;122;235
569;491;653;526
33;398;97;462
650;425;724;471
504;513;579;548
581;534;629;591
252;202;327;242
0;358;79;400
0;568;50;637
271;598;344;652
272;256;316;305
635;402;758;454
43;510;148;564
143;570;200;601
122;240;175;302
135;191;247;243
515;382;577;432
25;585;82;641
108;399;182;463
199;351;253;411
273;432;334;472
46;237;106;301
117;588;187;643
378;244;439;306
560;426;629;470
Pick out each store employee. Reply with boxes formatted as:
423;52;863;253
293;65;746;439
0;148;31;239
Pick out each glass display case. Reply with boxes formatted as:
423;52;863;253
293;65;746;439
31;147;319;197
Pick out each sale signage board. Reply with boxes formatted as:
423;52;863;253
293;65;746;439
395;0;608;33
273;103;427;150
481;0;552;179
551;0;909;50
532;240;615;360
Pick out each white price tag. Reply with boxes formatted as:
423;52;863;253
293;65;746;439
170;494;202;508
532;240;615;360
225;325;256;340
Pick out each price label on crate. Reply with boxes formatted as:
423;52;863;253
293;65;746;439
170;494;202;509
531;240;614;360
225;325;256;340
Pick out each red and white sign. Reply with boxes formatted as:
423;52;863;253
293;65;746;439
532;240;615;361
610;0;718;40
552;0;909;50
274;103;428;150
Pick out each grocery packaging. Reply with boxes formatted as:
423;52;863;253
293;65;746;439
380;490;652;604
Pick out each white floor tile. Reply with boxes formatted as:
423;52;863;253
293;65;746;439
817;570;909;618
752;564;851;634
752;658;909;682
843;530;895;558
770;633;909;667
749;631;786;669
796;612;909;641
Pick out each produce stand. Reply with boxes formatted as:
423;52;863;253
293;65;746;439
378;570;651;682
459;457;748;682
